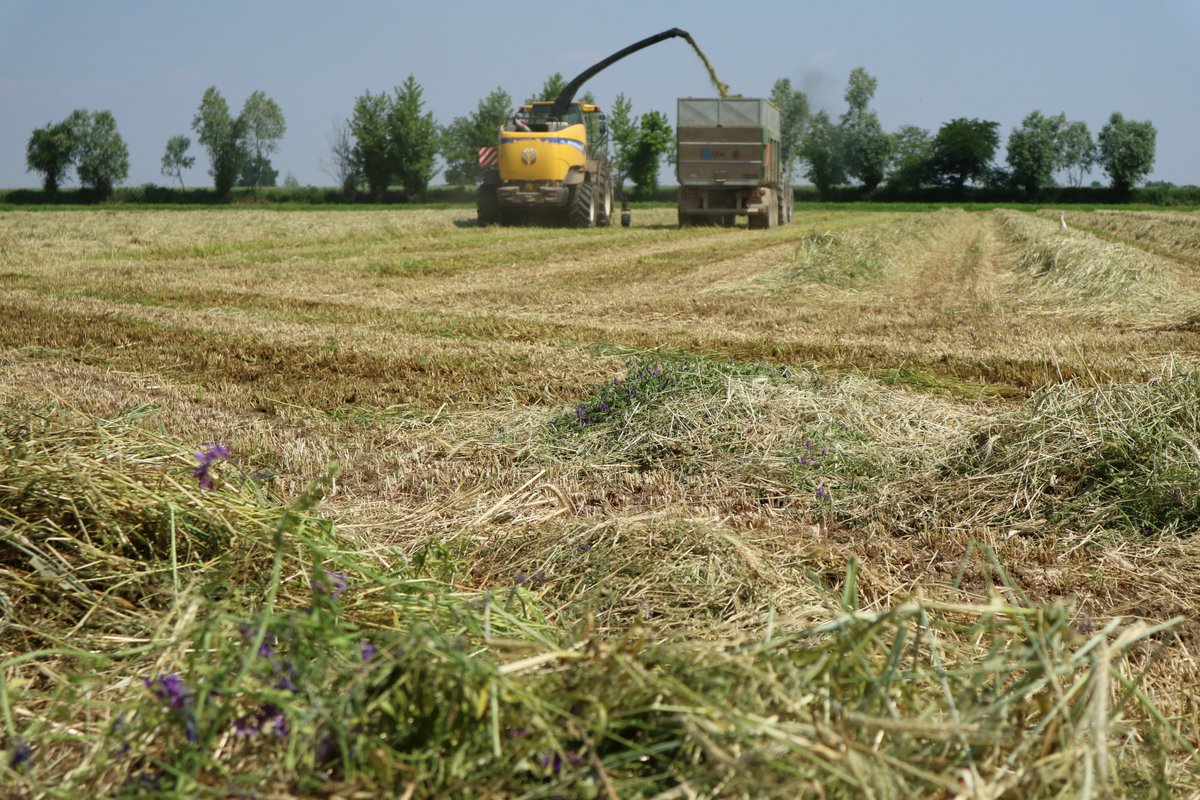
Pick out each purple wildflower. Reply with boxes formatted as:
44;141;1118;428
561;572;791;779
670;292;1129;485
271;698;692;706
232;715;258;738
542;752;563;773
192;442;231;490
816;485;829;501
144;674;190;709
514;573;528;585
360;641;378;661
9;740;32;769
311;569;348;600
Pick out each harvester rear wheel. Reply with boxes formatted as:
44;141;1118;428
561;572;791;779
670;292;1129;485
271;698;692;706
568;180;597;228
476;185;499;226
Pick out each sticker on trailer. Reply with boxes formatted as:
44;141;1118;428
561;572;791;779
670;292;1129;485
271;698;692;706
478;147;499;169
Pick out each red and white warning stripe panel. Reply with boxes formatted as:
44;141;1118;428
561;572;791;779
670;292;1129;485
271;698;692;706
478;147;498;169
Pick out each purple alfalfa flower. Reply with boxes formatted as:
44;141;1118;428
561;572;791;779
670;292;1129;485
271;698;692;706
192;442;231;490
816;485;829;501
359;641;378;661
311;569;348;601
542;752;563;773
9;740;32;770
144;674;190;710
232;714;258;738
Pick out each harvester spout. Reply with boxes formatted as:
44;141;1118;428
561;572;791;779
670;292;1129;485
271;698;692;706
547;27;690;120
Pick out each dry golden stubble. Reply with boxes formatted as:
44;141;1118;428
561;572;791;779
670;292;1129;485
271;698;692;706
1042;208;1200;269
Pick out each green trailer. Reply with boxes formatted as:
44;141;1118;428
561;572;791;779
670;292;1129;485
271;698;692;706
676;97;792;228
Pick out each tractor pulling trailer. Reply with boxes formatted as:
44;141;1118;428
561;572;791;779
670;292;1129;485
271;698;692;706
676;97;792;228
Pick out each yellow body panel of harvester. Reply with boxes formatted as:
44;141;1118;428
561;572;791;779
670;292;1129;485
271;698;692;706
497;123;588;183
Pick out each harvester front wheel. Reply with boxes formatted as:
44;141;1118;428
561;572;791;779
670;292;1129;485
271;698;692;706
477;185;499;226
568;180;597;228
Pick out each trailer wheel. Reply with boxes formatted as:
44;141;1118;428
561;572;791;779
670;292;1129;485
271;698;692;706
568;180;597;228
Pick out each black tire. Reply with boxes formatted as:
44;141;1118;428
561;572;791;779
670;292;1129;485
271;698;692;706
568;180;596;228
476;185;499;226
596;176;614;227
621;210;631;227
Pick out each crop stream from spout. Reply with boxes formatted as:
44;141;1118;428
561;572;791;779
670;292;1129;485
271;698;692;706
682;33;737;98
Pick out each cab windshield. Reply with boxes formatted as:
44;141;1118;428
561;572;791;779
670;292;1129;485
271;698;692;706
527;104;583;127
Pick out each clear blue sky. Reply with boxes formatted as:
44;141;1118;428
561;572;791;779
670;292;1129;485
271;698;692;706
2;1;1198;189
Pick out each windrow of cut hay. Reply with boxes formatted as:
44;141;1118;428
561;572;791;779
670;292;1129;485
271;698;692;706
503;355;1199;540
719;209;957;295
1;403;1194;798
1044;208;1200;267
946;368;1200;536
995;210;1191;324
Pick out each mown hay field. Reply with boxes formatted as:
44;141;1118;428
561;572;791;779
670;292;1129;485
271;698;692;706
1;205;1199;798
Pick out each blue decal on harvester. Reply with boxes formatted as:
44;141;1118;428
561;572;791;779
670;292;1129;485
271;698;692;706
500;138;586;154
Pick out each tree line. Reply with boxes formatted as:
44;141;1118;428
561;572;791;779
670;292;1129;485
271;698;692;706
23;71;1160;202
773;67;1158;200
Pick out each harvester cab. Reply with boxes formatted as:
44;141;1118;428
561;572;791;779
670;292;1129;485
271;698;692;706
477;27;689;228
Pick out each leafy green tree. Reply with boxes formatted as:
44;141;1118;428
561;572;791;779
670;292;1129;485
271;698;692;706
350;90;393;201
388;75;438;200
627;110;672;199
799;111;845;198
74;110;129;197
1005;111;1066;200
25;112;85;192
536;72;567;102
239;91;286;194
930;118;999;194
237;156;278;188
770;78;809;180
192;86;246;198
886;125;934;192
440;87;513;185
607;92;639;192
161;135;195;189
1058;121;1095;188
1097;112;1156;195
837;68;891;191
